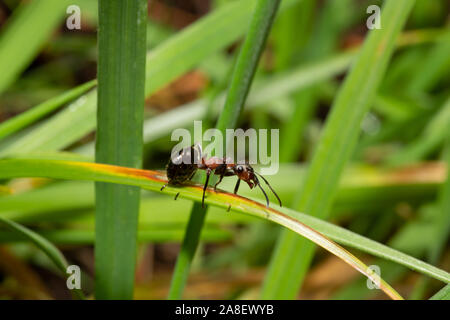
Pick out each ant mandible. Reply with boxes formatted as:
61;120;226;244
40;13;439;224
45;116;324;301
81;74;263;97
160;144;282;209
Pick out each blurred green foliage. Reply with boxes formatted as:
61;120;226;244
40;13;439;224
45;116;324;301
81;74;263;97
0;0;448;300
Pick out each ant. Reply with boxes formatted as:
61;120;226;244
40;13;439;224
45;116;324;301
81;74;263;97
161;144;282;209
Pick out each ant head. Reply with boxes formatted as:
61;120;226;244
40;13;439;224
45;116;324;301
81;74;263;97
234;164;283;208
233;164;256;188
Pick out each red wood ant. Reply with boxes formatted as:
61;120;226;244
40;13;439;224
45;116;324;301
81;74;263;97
161;144;282;209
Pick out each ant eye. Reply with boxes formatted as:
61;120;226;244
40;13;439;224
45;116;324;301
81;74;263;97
236;165;244;173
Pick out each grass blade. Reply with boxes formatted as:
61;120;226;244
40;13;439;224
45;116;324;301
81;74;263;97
279;0;352;161
4;158;437;300
262;0;417;299
95;0;147;299
1;159;449;285
168;0;282;300
0;161;444;226
1;28;440;156
0;215;84;299
387;95;450;165
0;80;96;141
406;29;450;94
0;90;97;155
167;203;207;299
215;0;281;132
0;0;71;94
411;110;450;299
430;284;450;300
0;228;231;245
0;0;303;156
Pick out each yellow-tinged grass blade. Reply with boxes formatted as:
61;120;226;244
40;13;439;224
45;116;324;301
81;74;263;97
0;158;417;299
263;0;417;299
1;158;449;285
0;185;11;196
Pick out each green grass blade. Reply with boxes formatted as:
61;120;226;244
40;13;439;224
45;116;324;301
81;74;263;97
1;28;439;156
95;0;147;299
262;0;416;299
0;227;231;245
0;80;96;141
0;185;11;195
430;284;450;300
0;90;97;155
145;0;299;96
168;0;282;300
0;0;303;156
0;216;67;271
168;202;206;299
215;0;281;132
0;215;84;299
387;95;450;165
0;161;443;227
431;122;450;267
0;0;71;94
412;111;450;299
2;158;431;300
299;208;450;285
406;29;450;94
272;0;315;71
1;159;449;286
279;0;352;162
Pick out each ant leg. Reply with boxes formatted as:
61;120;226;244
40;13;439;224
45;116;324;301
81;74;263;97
188;170;197;181
160;183;168;191
234;179;241;194
174;192;180;200
202;168;211;208
227;204;231;212
213;174;224;191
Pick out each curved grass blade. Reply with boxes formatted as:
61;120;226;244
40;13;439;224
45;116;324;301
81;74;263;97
0;0;302;156
0;80;96;141
387;95;450;165
0;90;97;155
430;284;450;300
0;160;440;299
0;160;444;227
0;159;449;285
1;28;441;157
0;215;84;299
262;0;417;299
413;115;450;298
406;29;450;94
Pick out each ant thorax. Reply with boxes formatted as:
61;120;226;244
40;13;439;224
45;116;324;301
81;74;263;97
200;156;233;169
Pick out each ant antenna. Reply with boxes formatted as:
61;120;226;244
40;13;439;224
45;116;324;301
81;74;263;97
253;175;270;207
254;172;282;207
